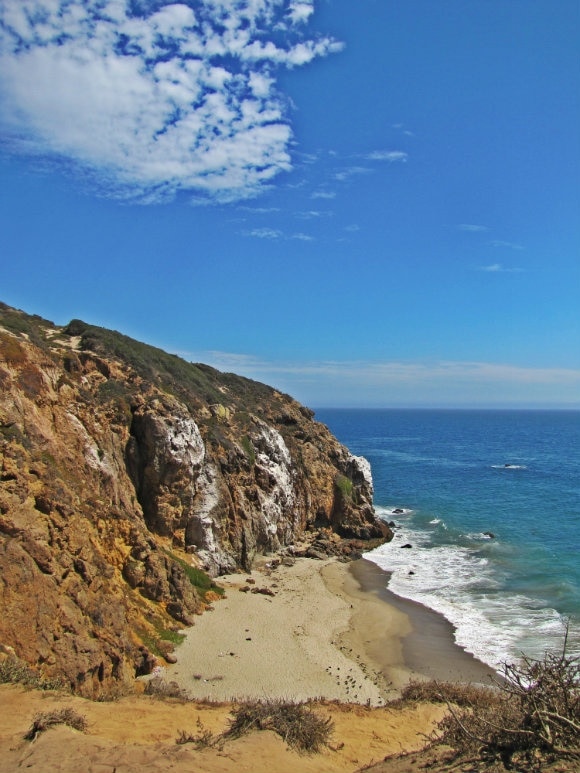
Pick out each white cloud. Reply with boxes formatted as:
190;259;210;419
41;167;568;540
310;190;336;199
366;150;408;163
479;263;524;273
0;0;341;202
458;224;488;232
244;227;284;239
334;166;372;181
294;209;332;219
242;226;314;241
288;1;315;25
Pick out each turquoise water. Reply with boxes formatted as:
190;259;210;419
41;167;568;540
315;409;580;668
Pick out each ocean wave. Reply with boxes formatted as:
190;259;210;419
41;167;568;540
365;524;579;668
491;464;528;470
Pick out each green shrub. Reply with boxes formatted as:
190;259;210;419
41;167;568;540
162;550;224;597
241;435;256;465
159;628;186;646
335;474;353;500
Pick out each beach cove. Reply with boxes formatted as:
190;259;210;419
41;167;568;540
159;556;498;704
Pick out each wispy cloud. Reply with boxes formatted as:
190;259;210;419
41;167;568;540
238;206;282;214
0;1;342;202
243;226;314;241
244;227;284;239
334;166;373;182
365;150;408;163
479;263;524;273
310;190;336;200
458;224;488;232
490;240;524;250
392;123;414;136
180;351;580;405
294;209;332;219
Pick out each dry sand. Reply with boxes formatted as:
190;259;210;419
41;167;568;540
0;685;446;773
0;556;499;772
159;556;497;704
160;556;398;705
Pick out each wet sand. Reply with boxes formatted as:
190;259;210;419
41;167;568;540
348;558;499;685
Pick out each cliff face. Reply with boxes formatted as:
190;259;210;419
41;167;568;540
0;303;391;696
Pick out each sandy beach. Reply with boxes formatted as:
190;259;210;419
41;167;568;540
0;556;500;773
159;555;498;704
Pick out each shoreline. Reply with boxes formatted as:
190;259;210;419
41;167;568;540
348;557;499;685
159;555;497;705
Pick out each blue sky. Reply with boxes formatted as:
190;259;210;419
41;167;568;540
1;0;579;408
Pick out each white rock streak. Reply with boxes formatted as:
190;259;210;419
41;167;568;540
254;423;296;537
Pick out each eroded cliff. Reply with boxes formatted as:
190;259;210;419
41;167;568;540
0;302;391;695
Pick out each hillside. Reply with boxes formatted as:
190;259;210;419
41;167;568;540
0;301;391;696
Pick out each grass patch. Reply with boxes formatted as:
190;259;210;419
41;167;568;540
24;708;87;740
159;628;185;646
334;474;354;500
241;435;256;465
0;656;66;692
224;699;334;753
163;549;224;598
0;303;52;351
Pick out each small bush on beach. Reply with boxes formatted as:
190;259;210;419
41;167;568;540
224;699;334;753
24;708;87;740
176;717;219;749
399;679;499;708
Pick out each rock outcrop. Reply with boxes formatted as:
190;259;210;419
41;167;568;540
0;302;391;696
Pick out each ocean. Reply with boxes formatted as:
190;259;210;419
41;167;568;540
314;409;580;670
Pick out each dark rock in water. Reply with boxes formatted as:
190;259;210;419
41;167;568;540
388;521;396;528
408;570;415;575
401;543;413;549
392;508;405;514
483;531;496;539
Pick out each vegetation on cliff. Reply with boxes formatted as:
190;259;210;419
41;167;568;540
0;301;390;696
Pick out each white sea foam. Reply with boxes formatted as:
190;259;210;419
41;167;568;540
491;464;528;470
367;509;577;668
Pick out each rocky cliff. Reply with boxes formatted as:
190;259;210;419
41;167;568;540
0;302;391;696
